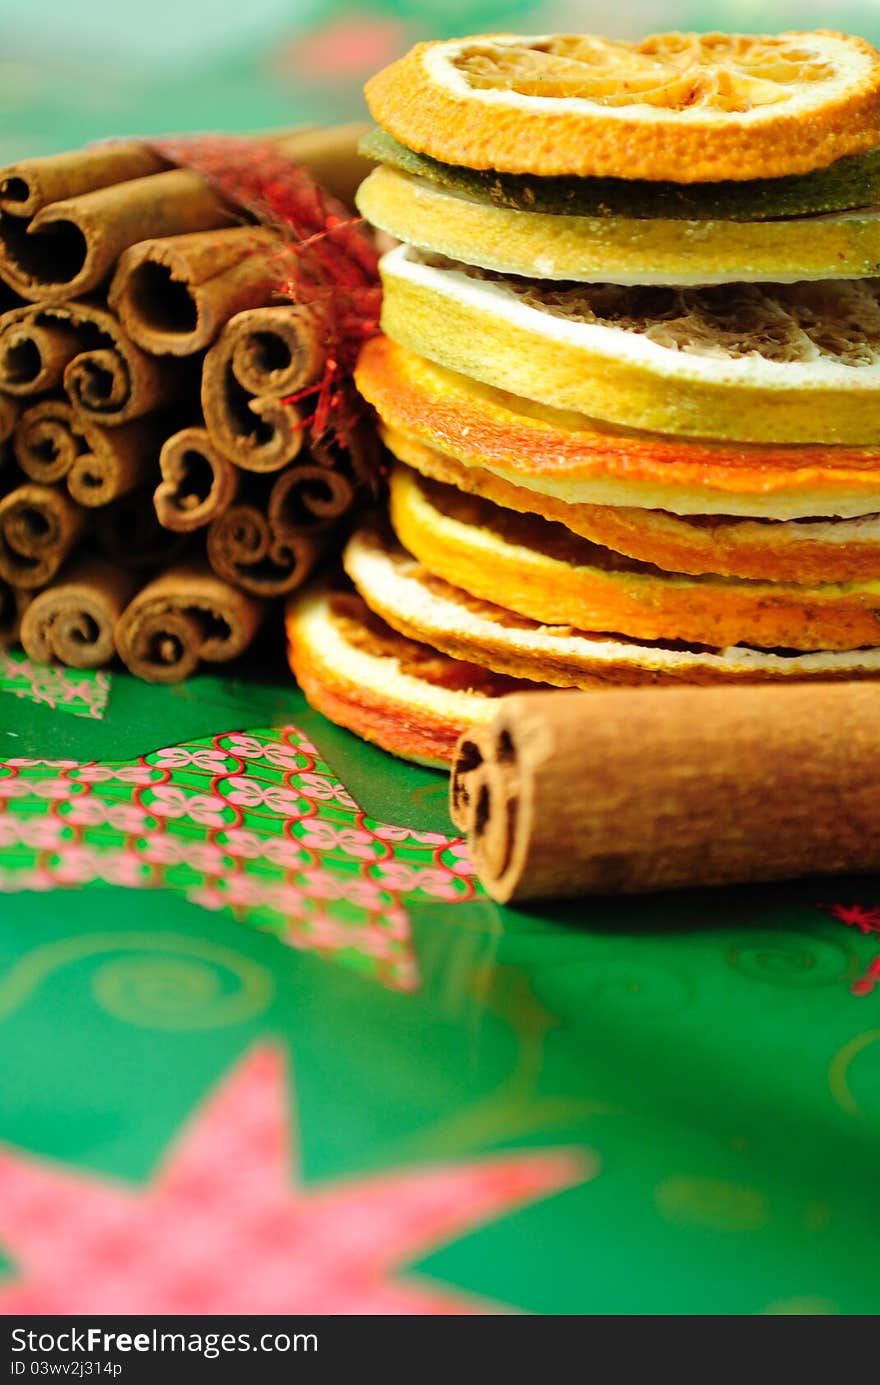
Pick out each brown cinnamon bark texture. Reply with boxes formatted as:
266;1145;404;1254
0;170;239;304
14;398;158;505
450;684;880;901
19;556;137;667
13;399;82;483
201;306;323;471
109;227;283;356
1;302;178;422
154;426;239;531
207;498;323;596
0;482;85;588
0;144;167;219
114;561;263;682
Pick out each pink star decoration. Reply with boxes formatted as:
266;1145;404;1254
0;1045;593;1314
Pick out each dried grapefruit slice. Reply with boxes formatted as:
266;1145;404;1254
285;579;537;766
365;31;880;182
389;463;880;652
345;523;880;687
358;164;880;285
381;422;880;584
380;247;880;444
355;335;880;519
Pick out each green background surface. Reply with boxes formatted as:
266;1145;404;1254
1;0;880;1316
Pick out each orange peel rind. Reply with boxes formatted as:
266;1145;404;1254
382;423;880;584
285;578;537;767
356;335;880;519
365;31;880;183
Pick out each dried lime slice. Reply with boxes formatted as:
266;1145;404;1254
360;127;880;221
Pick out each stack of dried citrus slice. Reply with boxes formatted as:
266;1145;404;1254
287;29;880;765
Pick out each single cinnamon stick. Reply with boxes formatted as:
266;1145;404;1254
13;399;82;483
109;227;283;356
206;499;322;596
450;684;880;902
14;398;158;505
0;143;167;219
154;426;239;531
0;168;240;304
201;305;323;471
0;311;83;396
267;462;355;534
0;482;85;588
272;123;374;208
19;556;138;668
0;301;178;423
114;561;263;682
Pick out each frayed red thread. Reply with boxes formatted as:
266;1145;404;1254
820;902;880;997
151;133;381;451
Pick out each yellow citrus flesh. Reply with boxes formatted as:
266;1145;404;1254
345;523;880;687
365;31;880;181
379;247;880;444
389;462;880;652
358;164;880;285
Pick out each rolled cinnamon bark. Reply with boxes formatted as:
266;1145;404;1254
201;305;323;471
109;227;283;356
451;685;880;901
154;426;239;531
14;398;158;505
0;482;85;588
114;561;263;682
0;143;167;219
207;500;322;596
0;168;240;304
19;556;137;668
267;461;356;534
0;301;177;423
0;312;82;396
13;399;81;483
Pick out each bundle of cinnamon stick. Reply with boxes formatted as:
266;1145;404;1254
0;126;379;681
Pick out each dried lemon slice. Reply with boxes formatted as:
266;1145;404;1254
345;524;880;688
285;579;534;766
380;246;880;444
381;422;880;584
365;31;880;182
358;164;880;285
355;335;880;519
389;463;880;652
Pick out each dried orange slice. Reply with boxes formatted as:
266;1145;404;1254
389;463;880;652
358;163;880;285
382;422;880;584
380;247;880;444
345;524;880;687
365;31;880;182
285;579;538;767
356;335;880;520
